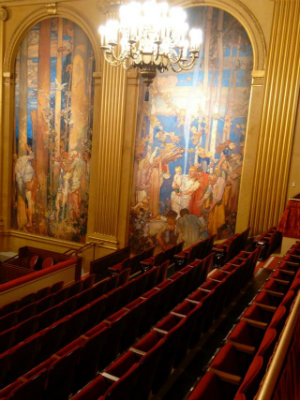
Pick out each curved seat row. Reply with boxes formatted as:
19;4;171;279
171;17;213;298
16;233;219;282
0;252;214;400
188;243;300;400
253;226;282;261
68;249;260;400
212;228;250;267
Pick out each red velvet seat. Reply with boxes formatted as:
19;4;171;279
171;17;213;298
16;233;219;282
256;327;277;364
152;315;187;388
270;269;295;283
7;367;47;400
172;300;205;348
209;342;254;381
263;278;290;296
29;254;40;270
38;317;69;362
79;321;110;377
227;320;265;353
201;278;226;317
62;304;90;346
241;304;275;329
155;260;169;283
233;355;264;400
188;288;216;331
130;332;166;400
50;281;64;293
101;351;140;400
45;343;82;400
253;290;283;309
103;309;131;362
88;277;110;301
71;374;108;400
268;305;287;331
0;311;18;332
281;289;296;309
5;331;42;385
41;257;54;269
188;371;238;400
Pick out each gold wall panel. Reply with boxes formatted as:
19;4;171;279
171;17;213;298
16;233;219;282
0;7;7;234
249;0;300;234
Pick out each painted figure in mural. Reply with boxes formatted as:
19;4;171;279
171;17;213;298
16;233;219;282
176;208;203;248
200;170;226;236
70;151;86;220
54;151;72;222
170;166;183;216
130;6;253;253
14;145;36;229
180;166;201;211
135;145;159;205
13;17;94;242
155;210;178;251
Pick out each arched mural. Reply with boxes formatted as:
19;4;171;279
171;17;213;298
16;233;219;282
12;17;94;242
130;6;253;253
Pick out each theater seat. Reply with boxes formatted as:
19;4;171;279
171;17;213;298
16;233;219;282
41;257;54;269
188;371;238;400
227;320;265;353
233;355;264;400
71;375;109;400
101;351;140;400
209;343;253;382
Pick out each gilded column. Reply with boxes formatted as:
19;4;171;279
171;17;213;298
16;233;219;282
249;0;300;234
89;0;139;249
93;59;127;245
0;7;8;232
236;70;265;233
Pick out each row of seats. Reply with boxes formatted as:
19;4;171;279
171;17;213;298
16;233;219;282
0;276;96;348
0;252;215;399
212;228;250;267
90;246;131;282
0;281;64;318
69;248;260;400
0;256;178;390
253;226;282;260
173;236;215;269
139;242;184;271
108;241;185;276
188;243;300;399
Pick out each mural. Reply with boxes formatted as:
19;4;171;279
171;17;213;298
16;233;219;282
130;6;253;254
12;18;94;242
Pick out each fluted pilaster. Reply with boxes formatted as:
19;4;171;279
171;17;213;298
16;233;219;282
249;0;300;234
0;7;8;232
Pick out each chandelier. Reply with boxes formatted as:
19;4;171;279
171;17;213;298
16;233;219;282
98;0;203;86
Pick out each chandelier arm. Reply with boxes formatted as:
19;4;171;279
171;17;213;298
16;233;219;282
177;53;198;70
103;50;122;66
122;57;135;70
168;48;182;65
169;63;183;73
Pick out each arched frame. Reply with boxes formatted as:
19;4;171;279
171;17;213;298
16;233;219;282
169;0;269;234
0;3;105;255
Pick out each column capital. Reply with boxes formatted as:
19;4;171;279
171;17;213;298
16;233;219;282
0;7;8;22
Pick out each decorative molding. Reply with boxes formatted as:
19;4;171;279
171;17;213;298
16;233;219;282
3;5;102;73
3;71;13;86
0;6;8;21
173;0;267;71
87;233;120;250
3;229;83;250
97;0;123;15
46;2;57;14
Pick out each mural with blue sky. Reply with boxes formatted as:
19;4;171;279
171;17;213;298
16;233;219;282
130;6;253;253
